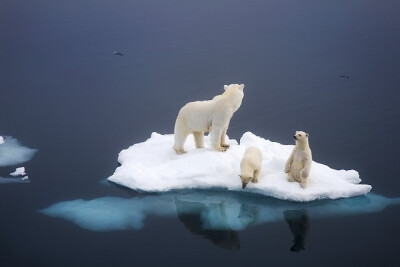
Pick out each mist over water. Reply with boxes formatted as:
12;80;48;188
1;0;399;266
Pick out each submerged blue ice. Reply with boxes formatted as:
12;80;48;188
0;136;37;167
41;191;400;232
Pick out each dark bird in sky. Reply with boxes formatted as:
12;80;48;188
114;51;123;56
340;75;350;79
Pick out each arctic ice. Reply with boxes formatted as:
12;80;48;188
108;132;371;202
40;192;399;232
0;136;37;167
10;167;26;177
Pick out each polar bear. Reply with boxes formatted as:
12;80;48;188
239;146;262;189
173;84;244;154
284;131;312;188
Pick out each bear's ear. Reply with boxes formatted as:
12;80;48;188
239;84;245;91
224;84;229;91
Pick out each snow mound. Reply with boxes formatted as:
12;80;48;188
108;132;372;202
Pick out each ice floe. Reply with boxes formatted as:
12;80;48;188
108;132;371;202
0;137;37;167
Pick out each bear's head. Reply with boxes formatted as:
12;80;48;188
293;131;309;143
223;84;244;111
239;175;253;189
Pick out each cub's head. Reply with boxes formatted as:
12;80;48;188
239;175;252;189
293;131;309;143
223;84;245;110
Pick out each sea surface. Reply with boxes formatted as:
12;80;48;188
1;0;399;266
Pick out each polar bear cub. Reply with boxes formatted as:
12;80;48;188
239;146;262;189
284;131;312;188
173;84;244;154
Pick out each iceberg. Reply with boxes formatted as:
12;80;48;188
40;192;399;232
0;136;37;167
108;132;371;202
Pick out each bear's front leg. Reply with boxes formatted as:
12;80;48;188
210;126;226;152
220;128;230;149
251;170;259;183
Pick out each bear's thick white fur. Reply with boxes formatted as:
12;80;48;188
173;84;244;154
284;131;312;188
239;146;262;189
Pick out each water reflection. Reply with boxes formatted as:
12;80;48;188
41;191;399;249
284;209;309;252
175;198;240;250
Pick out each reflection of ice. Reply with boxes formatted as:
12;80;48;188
41;196;176;231
0;177;30;184
0;137;37;167
108;132;371;201
40;191;399;233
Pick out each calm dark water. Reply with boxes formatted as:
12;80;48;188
1;0;400;266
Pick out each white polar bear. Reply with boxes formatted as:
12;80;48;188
173;84;244;154
239;146;262;189
284;131;312;188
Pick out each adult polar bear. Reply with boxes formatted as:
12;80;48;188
173;84;244;154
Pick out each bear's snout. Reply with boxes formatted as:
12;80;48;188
293;135;297;140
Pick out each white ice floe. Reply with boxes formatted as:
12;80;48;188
40;192;399;232
0;137;37;167
0;136;4;144
10;167;26;177
108;132;372;202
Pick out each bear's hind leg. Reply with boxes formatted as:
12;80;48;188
287;174;295;182
300;177;308;188
193;131;205;148
173;130;189;154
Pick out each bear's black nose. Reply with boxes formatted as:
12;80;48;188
293;135;296;140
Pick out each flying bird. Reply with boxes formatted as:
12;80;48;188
114;51;124;56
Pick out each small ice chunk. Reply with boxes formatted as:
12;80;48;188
10;167;26;177
0;136;4;144
21;176;29;181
